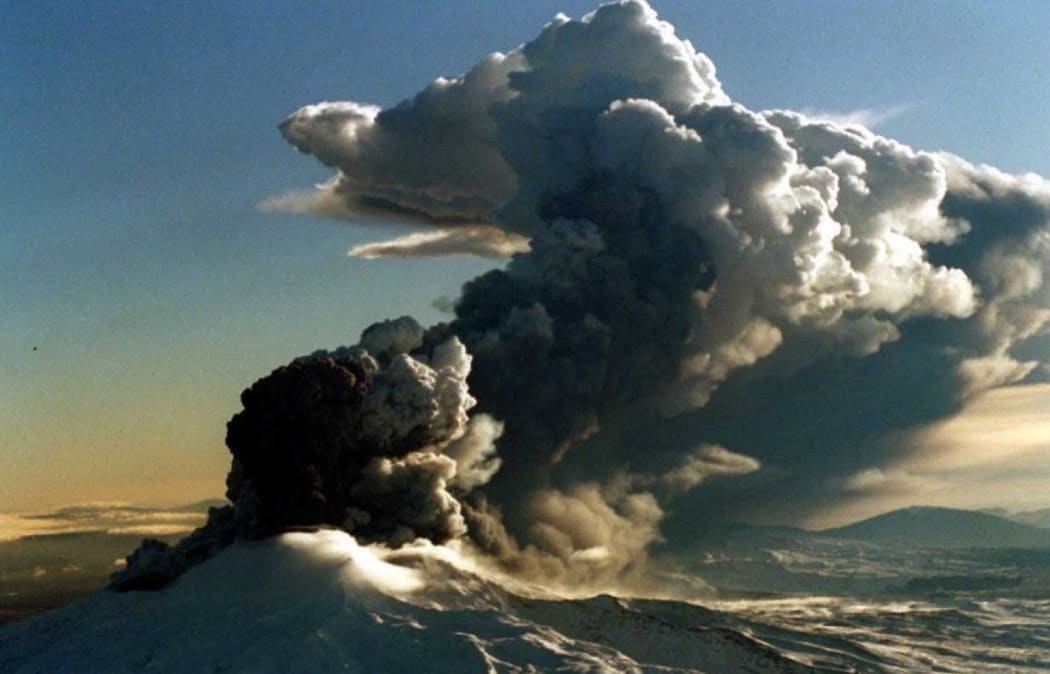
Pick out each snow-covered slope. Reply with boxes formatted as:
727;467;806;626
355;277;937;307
669;517;1050;598
5;529;1050;673
0;530;818;674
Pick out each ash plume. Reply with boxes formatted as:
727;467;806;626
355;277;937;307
119;0;1050;591
114;326;492;588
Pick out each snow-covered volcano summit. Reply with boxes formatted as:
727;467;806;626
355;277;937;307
0;529;822;674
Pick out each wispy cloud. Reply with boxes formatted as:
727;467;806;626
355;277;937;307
0;501;221;542
798;103;918;130
348;227;530;259
257;180;356;220
259;180;530;259
838;467;934;496
660;445;760;493
902;383;1050;474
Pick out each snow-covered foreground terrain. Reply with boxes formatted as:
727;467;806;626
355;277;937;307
2;530;1049;673
714;595;1050;673
669;516;1050;599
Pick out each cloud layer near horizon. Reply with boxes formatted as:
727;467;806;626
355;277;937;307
0;502;217;542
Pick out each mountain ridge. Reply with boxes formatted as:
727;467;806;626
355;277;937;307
1006;507;1050;529
819;505;1050;549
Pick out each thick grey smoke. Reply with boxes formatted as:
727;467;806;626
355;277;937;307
120;1;1050;590
115;322;493;588
225;332;475;543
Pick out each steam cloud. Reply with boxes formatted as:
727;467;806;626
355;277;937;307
118;1;1050;591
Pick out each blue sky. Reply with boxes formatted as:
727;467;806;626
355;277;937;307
3;0;1050;513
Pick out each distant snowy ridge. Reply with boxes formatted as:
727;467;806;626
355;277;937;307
819;506;1050;549
662;510;1050;599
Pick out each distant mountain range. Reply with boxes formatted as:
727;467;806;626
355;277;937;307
1005;507;1050;529
164;499;230;514
820;506;1050;550
664;505;1050;598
